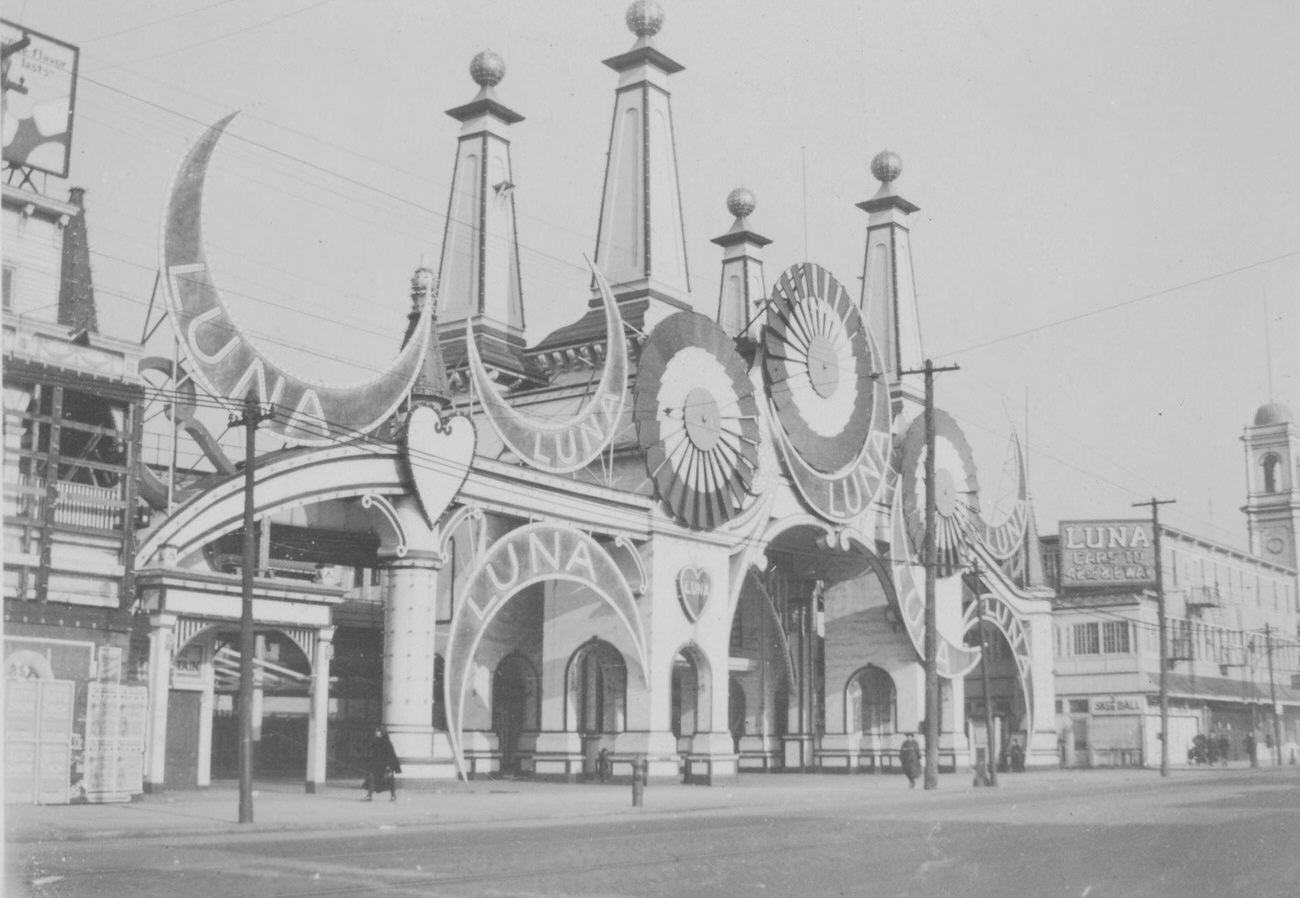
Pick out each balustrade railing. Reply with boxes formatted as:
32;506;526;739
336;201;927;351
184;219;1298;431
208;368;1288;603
14;474;126;532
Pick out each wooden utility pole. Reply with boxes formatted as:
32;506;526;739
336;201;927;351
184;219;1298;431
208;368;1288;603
1265;624;1282;767
1133;497;1175;777
975;587;998;787
232;391;271;823
901;359;959;790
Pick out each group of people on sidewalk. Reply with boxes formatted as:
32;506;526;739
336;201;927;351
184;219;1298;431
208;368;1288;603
898;732;1025;788
1187;729;1275;766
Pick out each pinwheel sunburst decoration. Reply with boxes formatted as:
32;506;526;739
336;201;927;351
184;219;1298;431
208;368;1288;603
762;263;876;474
634;312;760;530
899;409;981;575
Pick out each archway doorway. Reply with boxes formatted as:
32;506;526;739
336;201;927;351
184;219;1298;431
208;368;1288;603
568;639;626;777
492;653;536;774
729;678;746;752
964;622;1024;770
209;628;313;779
847;665;897;737
670;647;706;755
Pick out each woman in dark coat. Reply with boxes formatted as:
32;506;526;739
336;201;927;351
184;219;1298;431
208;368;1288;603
899;733;922;788
365;727;401;801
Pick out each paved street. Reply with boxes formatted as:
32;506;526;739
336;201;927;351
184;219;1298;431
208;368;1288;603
6;767;1299;897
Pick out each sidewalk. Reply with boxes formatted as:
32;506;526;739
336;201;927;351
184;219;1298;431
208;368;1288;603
2;764;1284;845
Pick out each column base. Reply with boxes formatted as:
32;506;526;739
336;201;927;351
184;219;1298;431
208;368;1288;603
784;735;815;771
737;735;783;772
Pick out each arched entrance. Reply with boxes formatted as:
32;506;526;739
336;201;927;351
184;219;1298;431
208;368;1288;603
728;678;746;752
964;621;1024;770
568;639;626;777
208;628;313;779
492;653;537;774
670;644;711;757
847;665;897;738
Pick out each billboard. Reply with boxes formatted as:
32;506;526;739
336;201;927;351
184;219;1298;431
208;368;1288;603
1058;519;1156;590
2;20;79;177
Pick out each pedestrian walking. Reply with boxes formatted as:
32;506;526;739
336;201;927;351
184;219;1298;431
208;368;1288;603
1245;731;1257;768
364;727;401;801
1008;737;1026;772
1215;731;1230;766
899;733;922;788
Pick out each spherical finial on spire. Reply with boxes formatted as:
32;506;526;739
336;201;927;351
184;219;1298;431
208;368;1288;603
726;186;756;219
871;150;903;184
411;264;436;295
470;50;506;88
626;0;665;38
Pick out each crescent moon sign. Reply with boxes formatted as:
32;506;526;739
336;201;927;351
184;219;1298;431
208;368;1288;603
466;257;627;474
161;113;431;445
890;486;982;678
974;429;1030;561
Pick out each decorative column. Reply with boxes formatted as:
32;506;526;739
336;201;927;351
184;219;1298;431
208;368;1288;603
381;550;444;779
711;187;770;345
305;625;335;793
197;643;214;787
593;1;692;325
858;150;924;414
435;50;533;385
143;612;176;793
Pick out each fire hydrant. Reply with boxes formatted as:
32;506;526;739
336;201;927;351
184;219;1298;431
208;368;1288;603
632;755;648;807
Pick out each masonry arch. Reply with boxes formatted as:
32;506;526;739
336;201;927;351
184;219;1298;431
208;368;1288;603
670;642;713;751
567;638;627;736
846;664;897;737
443;522;649;779
493;652;539;773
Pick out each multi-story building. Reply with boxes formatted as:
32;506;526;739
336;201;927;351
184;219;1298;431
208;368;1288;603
1043;404;1300;768
3;181;149;803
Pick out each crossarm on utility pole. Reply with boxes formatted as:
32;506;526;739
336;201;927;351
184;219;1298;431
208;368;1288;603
231;390;273;823
899;359;959;790
1133;496;1175;778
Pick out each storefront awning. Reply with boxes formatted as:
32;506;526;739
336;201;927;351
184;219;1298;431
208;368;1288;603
1151;671;1300;707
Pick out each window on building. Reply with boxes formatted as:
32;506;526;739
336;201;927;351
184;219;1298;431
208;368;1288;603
1102;620;1130;654
1262;454;1280;493
1073;622;1100;655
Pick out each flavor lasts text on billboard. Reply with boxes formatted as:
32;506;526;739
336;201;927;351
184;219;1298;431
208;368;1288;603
1;20;79;178
1058;519;1156;590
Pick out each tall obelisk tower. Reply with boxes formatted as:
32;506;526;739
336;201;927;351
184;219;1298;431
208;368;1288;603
592;1;692;331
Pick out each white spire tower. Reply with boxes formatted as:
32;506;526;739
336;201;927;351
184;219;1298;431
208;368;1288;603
711;187;769;345
436;50;534;386
858;150;925;412
592;1;692;327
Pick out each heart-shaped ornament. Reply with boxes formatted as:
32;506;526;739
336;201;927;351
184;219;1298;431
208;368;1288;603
404;407;476;527
676;566;712;622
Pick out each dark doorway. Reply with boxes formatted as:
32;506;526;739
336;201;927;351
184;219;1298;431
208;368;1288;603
492;655;531;774
729;678;746;752
165;691;202;789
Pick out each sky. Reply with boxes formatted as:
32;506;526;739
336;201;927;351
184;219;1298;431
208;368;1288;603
6;0;1299;552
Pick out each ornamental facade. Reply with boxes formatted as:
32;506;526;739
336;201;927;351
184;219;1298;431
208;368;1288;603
8;3;1060;797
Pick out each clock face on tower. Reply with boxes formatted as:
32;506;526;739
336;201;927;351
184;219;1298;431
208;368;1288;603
899;408;981;575
634;312;760;530
762;263;877;474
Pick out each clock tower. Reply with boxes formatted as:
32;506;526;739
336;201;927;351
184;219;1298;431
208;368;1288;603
1242;401;1300;570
